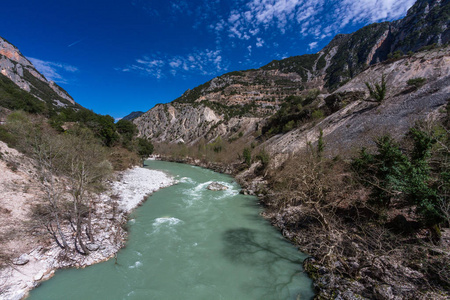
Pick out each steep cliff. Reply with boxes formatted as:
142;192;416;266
0;36;76;110
135;102;260;144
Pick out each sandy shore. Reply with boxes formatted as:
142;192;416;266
0;165;174;300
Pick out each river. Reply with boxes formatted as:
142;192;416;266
28;160;314;300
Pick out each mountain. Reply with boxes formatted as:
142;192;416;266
122;111;144;121
134;0;449;145
0;36;77;112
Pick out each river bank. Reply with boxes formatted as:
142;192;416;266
0;164;174;300
153;154;450;299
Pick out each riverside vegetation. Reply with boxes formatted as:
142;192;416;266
0;107;155;262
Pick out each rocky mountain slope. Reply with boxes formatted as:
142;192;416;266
265;46;450;161
134;0;449;145
0;36;76;110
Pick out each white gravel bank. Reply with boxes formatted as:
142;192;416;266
113;166;174;212
0;166;174;300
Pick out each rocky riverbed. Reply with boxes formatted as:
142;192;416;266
0;162;174;300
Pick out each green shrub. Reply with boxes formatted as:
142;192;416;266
243;147;252;166
256;149;270;168
365;74;387;103
407;77;426;88
311;109;324;119
352;128;445;226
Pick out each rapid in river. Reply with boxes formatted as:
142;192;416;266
29;160;314;300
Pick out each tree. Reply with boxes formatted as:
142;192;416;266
136;137;154;161
243;147;252;166
116;119;137;147
63;129;112;254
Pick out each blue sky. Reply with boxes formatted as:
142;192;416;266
1;0;415;119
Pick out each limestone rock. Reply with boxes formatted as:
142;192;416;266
86;243;100;251
12;254;30;265
207;182;228;191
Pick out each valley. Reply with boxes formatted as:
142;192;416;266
0;0;449;299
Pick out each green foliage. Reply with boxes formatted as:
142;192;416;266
261;54;320;81
311;109;324;120
116;119;137;148
317;129;324;158
209;136;224;153
0;74;46;114
262;91;323;136
174;81;212;103
407;77;426;89
352;129;446;226
243;147;252;166
22;69;74;108
255;149;270;168
49;108;119;147
387;50;404;60
324;22;390;90
365;74;387;103
136;138;154;159
316;55;327;70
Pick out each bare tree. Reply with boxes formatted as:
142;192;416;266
63;128;112;254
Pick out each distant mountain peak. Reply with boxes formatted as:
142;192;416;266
122;111;144;121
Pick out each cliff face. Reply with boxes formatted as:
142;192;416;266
0;36;75;107
135;102;260;144
134;0;449;145
391;0;450;52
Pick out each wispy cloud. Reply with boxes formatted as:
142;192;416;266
28;57;79;84
308;41;318;51
213;0;414;43
120;49;226;79
68;38;85;48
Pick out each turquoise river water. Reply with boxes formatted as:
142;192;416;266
28;160;314;300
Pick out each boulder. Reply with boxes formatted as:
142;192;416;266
207;182;228;191
86;243;100;251
12;254;30;266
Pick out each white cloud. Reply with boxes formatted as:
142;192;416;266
28;57;78;83
123;49;226;79
216;0;414;43
308;41;318;50
256;37;265;47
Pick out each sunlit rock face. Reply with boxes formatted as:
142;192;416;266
0;36;75;105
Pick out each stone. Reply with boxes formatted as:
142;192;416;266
86;243;100;251
33;271;44;281
374;284;396;300
207;182;228;191
12;254;29;266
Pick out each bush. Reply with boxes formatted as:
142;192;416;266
407;77;426;89
365;74;387;103
311;109;324;120
243;147;252;166
352;128;445;226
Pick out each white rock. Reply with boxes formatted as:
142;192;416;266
12;254;30;265
33;271;44;281
207;182;228;191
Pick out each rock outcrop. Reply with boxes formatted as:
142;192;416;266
0;36;75;107
134;102;261;144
